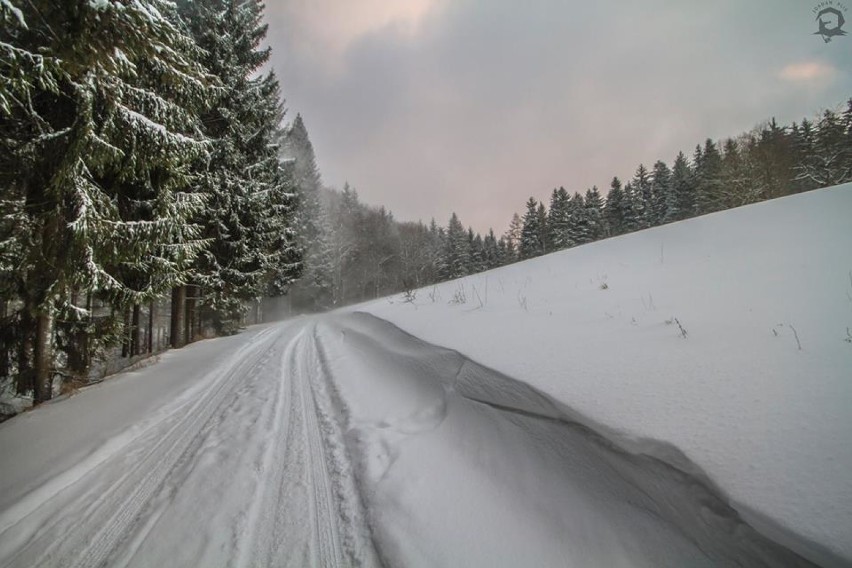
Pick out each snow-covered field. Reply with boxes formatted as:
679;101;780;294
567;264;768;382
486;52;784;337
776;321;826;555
0;185;848;567
363;183;852;566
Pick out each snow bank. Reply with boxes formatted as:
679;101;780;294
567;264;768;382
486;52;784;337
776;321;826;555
361;184;852;566
315;314;811;567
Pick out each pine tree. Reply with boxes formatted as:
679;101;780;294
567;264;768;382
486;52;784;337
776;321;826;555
809;109;852;187
748;119;796;198
281;114;323;244
584;186;605;241
792;119;819;193
567;192;590;245
503;212;523;262
667;152;693;222
694;139;724;214
468;229;486;274
719;138;751;208
483;229;501;269
604;177;626;236
1;0;212;400
441;213;470;280
547;187;572;250
179;0;300;334
496;236;511;266
620;182;641;233
843;99;852;182
649;161;671;225
519;198;544;259
537;202;549;254
280;114;329;310
631;164;652;229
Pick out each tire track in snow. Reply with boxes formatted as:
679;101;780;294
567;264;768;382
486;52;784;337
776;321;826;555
0;326;282;567
0;320;380;568
232;329;298;568
296;330;346;567
69;327;282;568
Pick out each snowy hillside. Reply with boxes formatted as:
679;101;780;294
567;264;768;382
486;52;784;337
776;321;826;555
362;183;852;566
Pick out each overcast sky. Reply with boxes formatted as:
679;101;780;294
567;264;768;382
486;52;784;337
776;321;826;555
265;0;851;234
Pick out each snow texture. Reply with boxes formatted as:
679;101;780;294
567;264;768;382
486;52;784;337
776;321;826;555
363;183;852;566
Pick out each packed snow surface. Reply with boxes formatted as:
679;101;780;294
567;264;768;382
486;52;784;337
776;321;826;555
363;183;852;566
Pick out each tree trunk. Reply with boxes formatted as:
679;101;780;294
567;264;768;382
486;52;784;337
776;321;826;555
184;285;195;345
0;300;9;382
16;303;34;395
147;300;155;354
67;292;92;377
130;304;141;357
33;311;53;404
171;286;186;348
121;306;131;358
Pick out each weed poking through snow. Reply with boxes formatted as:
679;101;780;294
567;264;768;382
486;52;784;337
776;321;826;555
449;284;467;305
665;317;688;338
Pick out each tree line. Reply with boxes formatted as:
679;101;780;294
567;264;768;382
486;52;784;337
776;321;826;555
0;0;301;404
283;100;852;310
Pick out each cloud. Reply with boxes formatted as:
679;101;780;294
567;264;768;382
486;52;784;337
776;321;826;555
268;0;852;234
275;0;445;71
778;61;837;83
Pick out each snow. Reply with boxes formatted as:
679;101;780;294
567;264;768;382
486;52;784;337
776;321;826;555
361;183;852;566
0;185;848;567
0;322;378;567
87;0;110;12
1;0;25;27
314;312;810;567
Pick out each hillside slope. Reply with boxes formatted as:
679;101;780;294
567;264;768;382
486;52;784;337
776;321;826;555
363;183;852;566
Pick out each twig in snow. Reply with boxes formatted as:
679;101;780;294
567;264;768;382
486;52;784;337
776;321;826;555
788;323;802;350
472;285;484;309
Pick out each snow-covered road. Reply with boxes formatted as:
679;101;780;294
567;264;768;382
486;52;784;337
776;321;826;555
0;320;377;567
0;314;817;567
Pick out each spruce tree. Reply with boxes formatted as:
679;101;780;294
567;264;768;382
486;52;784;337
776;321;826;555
620;182;641;233
811;109;851;187
483;229;501;269
496;237;511;266
567;192;590;245
631;164;652;229
719;138;750;208
547;187;572;250
504;212;523;261
179;0;300;333
667;152;693;222
1;0;211;400
280;114;328;309
441;213;470;280
604;177;626;236
519;198;544;259
537;202;549;254
584;186;606;241
280;114;322;243
650;160;671;225
468;229;486;274
694;139;724;214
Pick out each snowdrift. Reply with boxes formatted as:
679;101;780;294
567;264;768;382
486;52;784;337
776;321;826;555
362;183;852;566
315;313;812;567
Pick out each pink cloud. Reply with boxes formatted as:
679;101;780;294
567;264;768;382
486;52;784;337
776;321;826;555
778;61;837;83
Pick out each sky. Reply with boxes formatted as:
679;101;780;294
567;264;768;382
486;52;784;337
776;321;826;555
265;0;852;234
